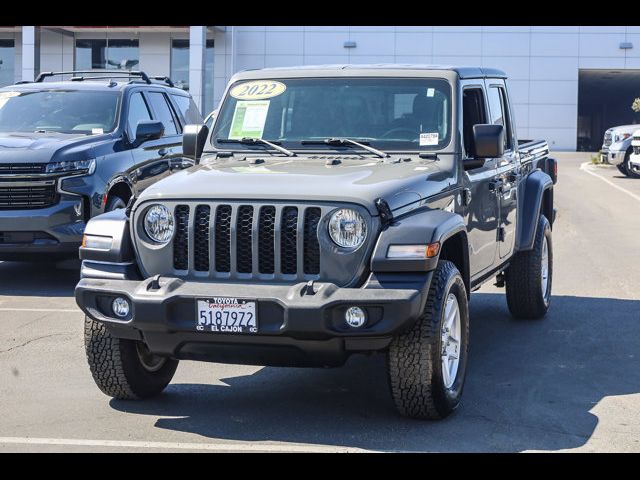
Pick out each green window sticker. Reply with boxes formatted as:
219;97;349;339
229;100;270;140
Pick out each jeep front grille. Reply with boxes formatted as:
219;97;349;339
171;203;323;279
173;205;190;270
604;131;612;147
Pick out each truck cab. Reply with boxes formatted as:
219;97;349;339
75;65;557;420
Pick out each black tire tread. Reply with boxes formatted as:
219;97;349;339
84;317;177;400
504;215;551;319
387;260;465;420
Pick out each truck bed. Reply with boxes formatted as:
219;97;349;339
518;139;549;165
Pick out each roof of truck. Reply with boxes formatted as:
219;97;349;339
232;64;508;80
1;80;189;95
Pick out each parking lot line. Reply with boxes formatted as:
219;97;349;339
0;308;79;313
0;436;374;453
580;162;640;203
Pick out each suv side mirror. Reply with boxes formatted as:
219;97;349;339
472;124;504;158
135;120;164;144
183;124;210;163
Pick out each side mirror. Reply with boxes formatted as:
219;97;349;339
472;124;504;158
183;123;210;163
135;120;164;144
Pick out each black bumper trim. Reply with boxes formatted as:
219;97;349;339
75;274;431;367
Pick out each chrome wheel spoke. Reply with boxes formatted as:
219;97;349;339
441;293;462;389
541;236;550;301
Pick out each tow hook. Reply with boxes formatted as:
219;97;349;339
303;280;317;296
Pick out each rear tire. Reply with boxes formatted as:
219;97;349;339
387;260;470;420
84;316;178;400
504;214;552;319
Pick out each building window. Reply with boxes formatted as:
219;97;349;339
202;39;215;115
0;39;15;87
75;38;139;70
170;39;189;91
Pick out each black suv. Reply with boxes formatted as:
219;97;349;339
0;70;202;261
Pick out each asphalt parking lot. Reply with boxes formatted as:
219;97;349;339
1;152;639;452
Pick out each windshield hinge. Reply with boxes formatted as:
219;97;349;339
375;198;393;226
125;195;137;218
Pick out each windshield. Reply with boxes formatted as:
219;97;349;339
212;77;452;151
0;89;120;134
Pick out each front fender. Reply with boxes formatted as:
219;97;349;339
79;209;140;280
370;208;466;272
516;170;553;252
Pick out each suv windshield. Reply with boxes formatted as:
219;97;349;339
212;77;452;151
0;89;120;134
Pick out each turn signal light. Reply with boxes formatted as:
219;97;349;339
387;242;440;259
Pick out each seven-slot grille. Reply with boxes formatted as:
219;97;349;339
172;203;323;278
0;182;57;210
604;131;613;147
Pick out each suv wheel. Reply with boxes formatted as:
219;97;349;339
84;317;178;400
504;214;552;319
105;194;127;212
387;260;469;420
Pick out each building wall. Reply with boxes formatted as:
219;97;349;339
22;26;640;151
218;26;640;151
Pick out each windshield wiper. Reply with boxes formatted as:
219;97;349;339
217;137;296;157
301;138;389;158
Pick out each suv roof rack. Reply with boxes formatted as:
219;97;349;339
33;70;176;88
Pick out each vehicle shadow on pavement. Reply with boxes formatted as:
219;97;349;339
110;293;640;452
0;261;79;297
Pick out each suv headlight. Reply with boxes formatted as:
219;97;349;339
328;208;367;248
45;159;96;175
144;205;174;244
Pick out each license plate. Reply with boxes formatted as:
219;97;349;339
196;298;258;334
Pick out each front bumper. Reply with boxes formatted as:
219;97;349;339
75;273;430;367
629;153;640;173
0;195;86;260
602;146;625;165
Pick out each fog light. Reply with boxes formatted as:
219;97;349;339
345;306;366;328
112;297;130;318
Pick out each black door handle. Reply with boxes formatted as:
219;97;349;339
158;148;169;157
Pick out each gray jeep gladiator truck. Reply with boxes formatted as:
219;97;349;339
75;65;557;420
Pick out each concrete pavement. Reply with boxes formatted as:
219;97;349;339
0;152;639;452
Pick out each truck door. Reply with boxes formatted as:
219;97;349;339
129;90;182;194
485;81;519;259
461;85;500;275
125;90;169;195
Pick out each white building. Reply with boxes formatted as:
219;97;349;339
1;25;640;151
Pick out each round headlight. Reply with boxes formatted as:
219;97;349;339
328;208;367;248
144;204;174;243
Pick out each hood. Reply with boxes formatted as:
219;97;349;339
0;131;97;164
609;125;640;136
139;154;455;215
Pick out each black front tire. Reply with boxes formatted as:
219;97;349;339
105;195;127;212
504;214;552;319
387;260;470;420
84;317;178;400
